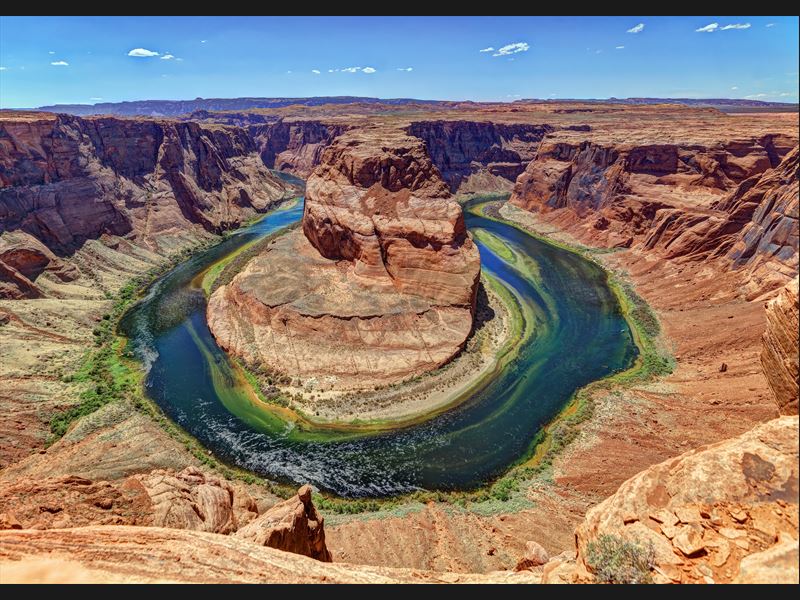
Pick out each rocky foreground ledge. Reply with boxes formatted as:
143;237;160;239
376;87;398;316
2;416;796;584
208;128;481;391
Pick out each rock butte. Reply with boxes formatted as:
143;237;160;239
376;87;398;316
0;100;798;583
208;129;481;389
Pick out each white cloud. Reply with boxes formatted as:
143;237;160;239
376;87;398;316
730;86;738;90
744;93;768;99
90;97;103;101
492;42;529;57
48;51;55;55
128;48;159;57
311;69;321;74
778;92;793;97
286;70;292;74
328;69;334;73
615;46;625;50
766;23;776;28
50;60;69;66
176;58;184;62
201;40;207;43
696;23;719;33
627;23;645;34
362;67;376;73
479;47;494;53
160;54;175;60
721;23;751;30
341;66;361;73
397;67;413;71
0;66;6;71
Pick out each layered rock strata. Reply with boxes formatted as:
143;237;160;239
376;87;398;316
208;129;480;390
510;137;798;296
251;119;347;177
761;277;799;415
0;112;291;298
407;121;552;191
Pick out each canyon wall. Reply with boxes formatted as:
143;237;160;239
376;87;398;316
0;113;292;298
761;277;799;415
208;129;481;390
510;135;798;295
407;120;552;191
251;119;347;177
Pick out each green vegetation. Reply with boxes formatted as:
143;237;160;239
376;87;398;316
51;279;142;439
586;534;656;584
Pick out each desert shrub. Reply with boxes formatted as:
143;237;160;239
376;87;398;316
585;534;655;584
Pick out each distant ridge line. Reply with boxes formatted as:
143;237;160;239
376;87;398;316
16;95;799;117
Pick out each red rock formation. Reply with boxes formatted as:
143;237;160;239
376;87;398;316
510;136;797;295
0;467;258;534
0;112;292;298
235;484;331;562
761;277;799;415
208;129;481;389
0;113;292;245
407;121;552;191
0;231;79;298
543;416;799;584
251;119;347;177
131;467;258;534
0;526;541;583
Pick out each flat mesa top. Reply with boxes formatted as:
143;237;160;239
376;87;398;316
2;103;797;147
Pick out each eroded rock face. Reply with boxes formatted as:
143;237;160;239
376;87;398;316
0;467;259;534
235;484;331;562
761;277;799;415
0;525;541;583
407;121;552;191
571;416;799;584
208;130;481;389
132;467;258;534
251;119;347;177
0;113;290;253
510;137;798;296
0;231;79;298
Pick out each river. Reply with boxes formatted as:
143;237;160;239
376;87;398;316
119;197;637;497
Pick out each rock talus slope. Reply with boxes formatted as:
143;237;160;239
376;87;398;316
208;129;481;390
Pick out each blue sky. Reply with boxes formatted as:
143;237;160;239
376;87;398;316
0;16;797;108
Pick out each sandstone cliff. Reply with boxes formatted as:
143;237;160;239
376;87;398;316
761;277;799;415
407;120;552;191
251;119;347;177
0;112;292;298
208;129;480;390
510;136;797;295
235;484;331;561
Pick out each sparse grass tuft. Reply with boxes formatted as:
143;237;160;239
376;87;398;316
586;534;656;584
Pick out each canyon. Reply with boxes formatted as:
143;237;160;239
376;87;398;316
0;100;798;583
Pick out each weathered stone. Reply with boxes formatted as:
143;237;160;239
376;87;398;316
234;485;331;562
514;540;550;570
